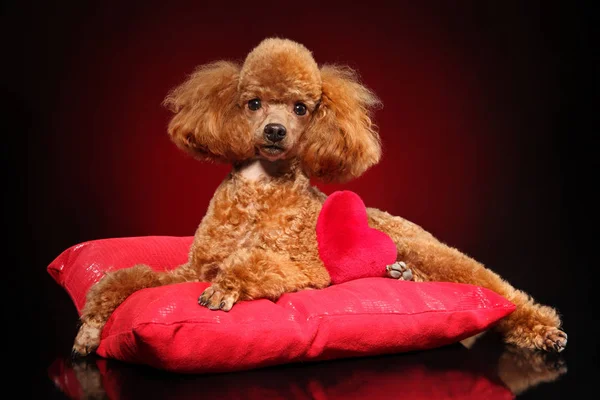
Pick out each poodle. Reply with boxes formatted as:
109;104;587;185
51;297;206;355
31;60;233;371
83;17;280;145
73;38;567;356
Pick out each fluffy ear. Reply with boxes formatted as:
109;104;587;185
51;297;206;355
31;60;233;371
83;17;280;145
163;61;254;162
301;65;382;182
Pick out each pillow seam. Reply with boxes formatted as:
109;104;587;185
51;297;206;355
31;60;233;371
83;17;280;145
128;304;515;328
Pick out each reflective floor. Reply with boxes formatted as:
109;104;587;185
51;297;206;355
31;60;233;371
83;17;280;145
39;331;583;400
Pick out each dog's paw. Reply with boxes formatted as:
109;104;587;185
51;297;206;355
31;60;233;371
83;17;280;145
386;261;414;281
533;326;568;352
72;322;101;357
198;285;240;311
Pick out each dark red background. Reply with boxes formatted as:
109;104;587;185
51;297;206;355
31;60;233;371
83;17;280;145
2;1;594;396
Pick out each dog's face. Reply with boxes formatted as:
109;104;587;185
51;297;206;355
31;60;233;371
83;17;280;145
235;38;322;163
242;98;313;161
164;38;382;182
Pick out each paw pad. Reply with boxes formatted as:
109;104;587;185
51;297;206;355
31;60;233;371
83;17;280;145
386;261;414;281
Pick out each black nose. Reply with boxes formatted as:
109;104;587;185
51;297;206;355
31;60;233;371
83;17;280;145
264;123;287;142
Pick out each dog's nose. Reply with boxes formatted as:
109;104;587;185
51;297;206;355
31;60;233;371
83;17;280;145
264;123;286;142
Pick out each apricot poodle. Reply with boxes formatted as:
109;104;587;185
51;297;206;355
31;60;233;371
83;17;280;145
73;38;567;356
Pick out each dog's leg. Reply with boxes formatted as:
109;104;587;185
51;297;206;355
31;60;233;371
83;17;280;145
367;208;566;352
396;236;565;352
73;265;196;356
198;248;329;311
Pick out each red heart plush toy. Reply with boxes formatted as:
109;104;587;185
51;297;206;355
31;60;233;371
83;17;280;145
316;191;398;284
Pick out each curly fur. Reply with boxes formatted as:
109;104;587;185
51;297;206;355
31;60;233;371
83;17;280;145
73;38;567;356
302;65;382;182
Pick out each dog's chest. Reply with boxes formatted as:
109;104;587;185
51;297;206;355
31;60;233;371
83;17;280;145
228;199;309;251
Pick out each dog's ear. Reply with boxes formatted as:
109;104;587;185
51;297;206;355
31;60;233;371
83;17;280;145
301;65;382;182
163;61;254;162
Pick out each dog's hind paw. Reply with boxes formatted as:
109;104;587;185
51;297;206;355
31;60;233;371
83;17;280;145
533;326;568;353
386;261;414;281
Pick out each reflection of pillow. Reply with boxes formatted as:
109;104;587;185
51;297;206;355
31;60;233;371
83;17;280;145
48;346;515;400
47;236;515;373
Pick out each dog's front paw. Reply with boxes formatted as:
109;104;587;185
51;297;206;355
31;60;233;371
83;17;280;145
533;325;568;352
386;261;414;281
199;285;240;311
72;321;101;357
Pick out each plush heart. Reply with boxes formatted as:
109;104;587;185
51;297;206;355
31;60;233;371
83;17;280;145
316;191;398;284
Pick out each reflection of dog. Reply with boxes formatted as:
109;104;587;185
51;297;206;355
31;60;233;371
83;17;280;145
462;331;568;395
497;345;567;395
72;38;566;356
54;343;567;399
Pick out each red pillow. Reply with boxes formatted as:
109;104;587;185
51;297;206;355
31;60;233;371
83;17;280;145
47;236;193;313
47;236;515;373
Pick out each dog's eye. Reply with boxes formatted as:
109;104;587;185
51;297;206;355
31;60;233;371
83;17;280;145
294;102;307;116
248;98;261;111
